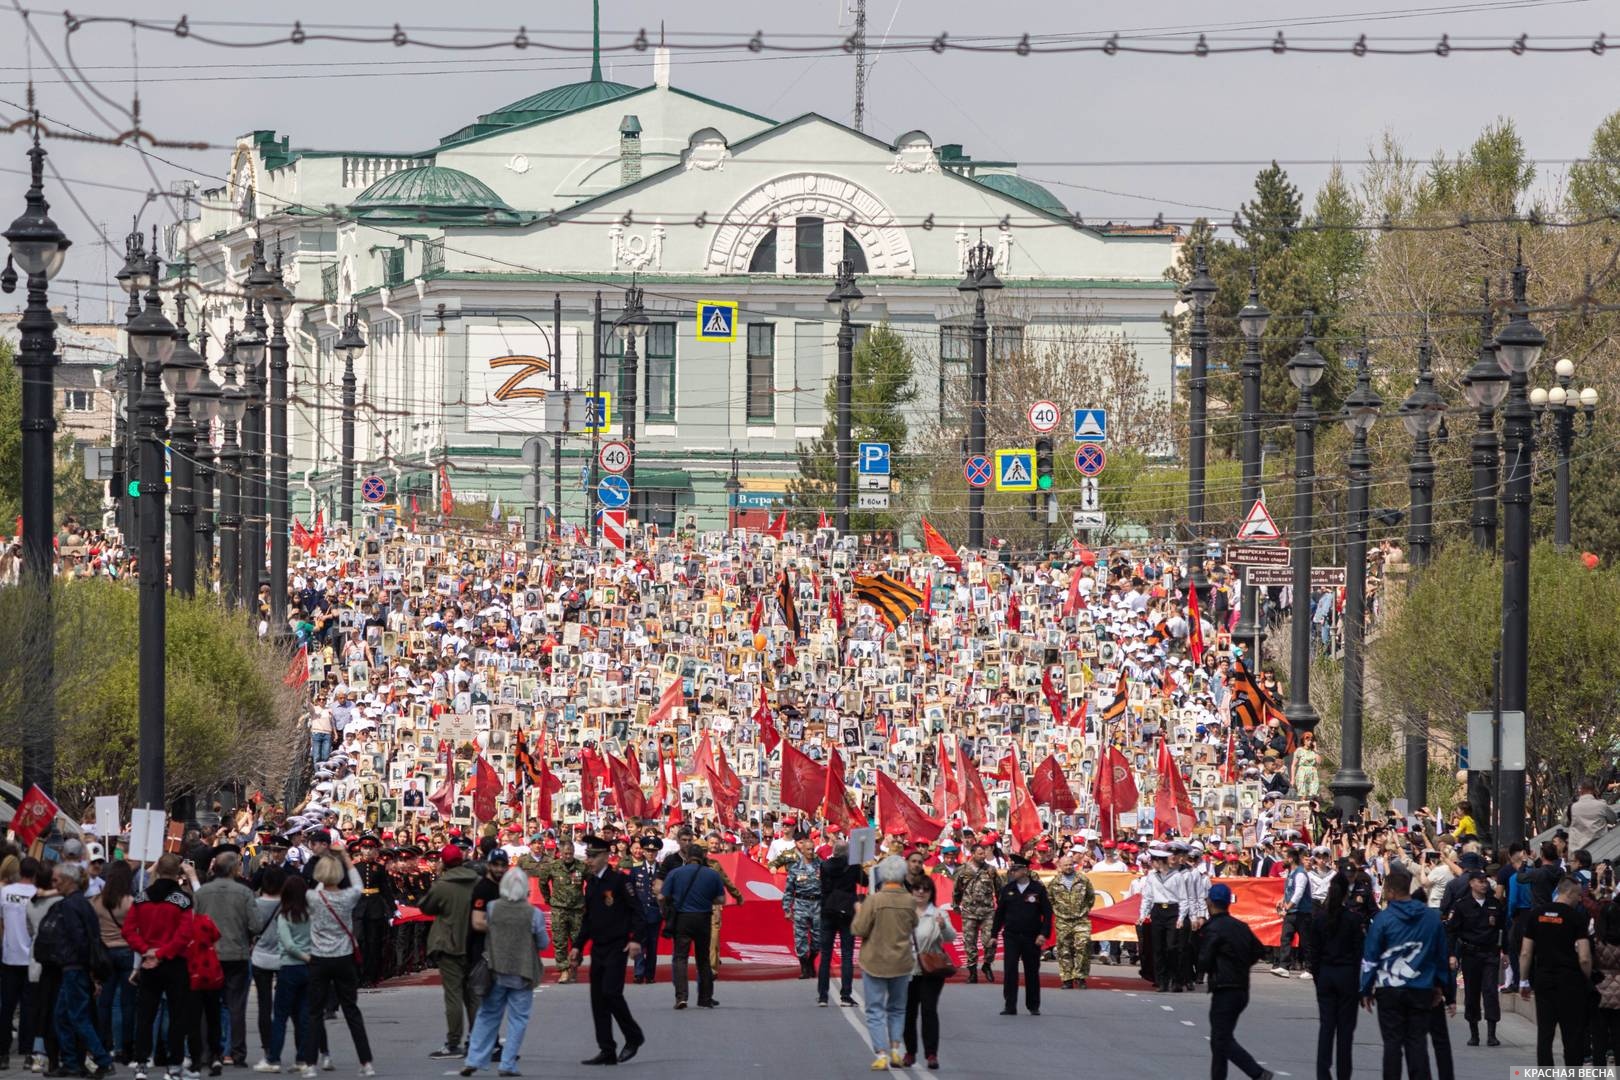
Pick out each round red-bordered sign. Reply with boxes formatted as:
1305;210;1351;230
598;440;632;474
1028;399;1060;433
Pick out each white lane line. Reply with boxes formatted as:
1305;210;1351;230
1161;1004;1175;1011
835;993;924;1076
1180;1020;1195;1027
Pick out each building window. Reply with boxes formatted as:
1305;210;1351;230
639;490;679;532
748;230;776;273
644;322;676;421
62;389;93;412
993;326;1024;361
794;216;824;274
841;229;868;274
597;322;623;394
939;326;970;425
746;324;775;423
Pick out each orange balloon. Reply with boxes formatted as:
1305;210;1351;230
1583;552;1601;570
753;632;768;651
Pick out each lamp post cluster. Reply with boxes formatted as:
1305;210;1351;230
1530;357;1597;550
827;259;865;534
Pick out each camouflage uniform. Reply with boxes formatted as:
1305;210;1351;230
516;851;548;879
952;862;1002;973
535;856;586;982
1049;870;1096;983
773;851;823;965
706;857;744;968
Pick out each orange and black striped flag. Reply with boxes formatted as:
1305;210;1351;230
1229;656;1274;731
1101;669;1130;725
777;572;800;640
853;573;925;631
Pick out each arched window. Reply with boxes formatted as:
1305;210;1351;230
842;229;868;274
747;230;776;273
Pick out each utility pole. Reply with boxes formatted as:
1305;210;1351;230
852;0;868;133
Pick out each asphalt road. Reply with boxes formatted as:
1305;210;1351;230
318;964;1541;1079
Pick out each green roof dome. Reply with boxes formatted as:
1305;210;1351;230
350;166;520;223
480;79;639;127
973;173;1067;217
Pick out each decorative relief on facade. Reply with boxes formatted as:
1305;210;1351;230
704;173;914;276
609;219;666;271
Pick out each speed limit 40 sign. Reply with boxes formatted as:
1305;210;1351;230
598;440;632;474
1027;399;1060;433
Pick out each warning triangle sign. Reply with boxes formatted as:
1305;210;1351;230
1076;410;1105;438
703;308;732;335
1236;498;1282;540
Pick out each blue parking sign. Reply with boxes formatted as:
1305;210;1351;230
858;442;891;475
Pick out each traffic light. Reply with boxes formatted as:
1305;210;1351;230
1035;437;1054;491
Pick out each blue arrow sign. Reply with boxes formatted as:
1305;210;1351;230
597;474;631;508
858;442;891;475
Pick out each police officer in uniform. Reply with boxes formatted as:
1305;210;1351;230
1198;883;1275;1080
629;837;663;984
570;835;645;1067
990;854;1053;1016
1049;850;1095;989
352;834;395;987
1445;868;1503;1046
772;834;823;979
952;843;1002;983
537;841;588;984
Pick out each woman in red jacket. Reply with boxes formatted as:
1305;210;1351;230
122;854;197;1080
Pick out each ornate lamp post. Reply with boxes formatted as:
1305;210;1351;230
333;306;367;527
826;258;864;533
1330;352;1381;817
259;250;294;639
112;223;147;543
234;299;268;614
959;238;1003;550
1183;245;1218;602
1397;330;1447;809
1283;312;1326;736
612;283;649;521
1530;358;1598;550
189;326;221;593
161;296;206;598
216;328;245;609
2;118;71;796
1230;267;1270;652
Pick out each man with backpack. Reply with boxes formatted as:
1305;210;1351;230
36;863;115;1078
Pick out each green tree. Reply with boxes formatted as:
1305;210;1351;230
1369;544;1620;827
0;579;305;815
54;434;106;527
788;325;917;532
1568;110;1620;218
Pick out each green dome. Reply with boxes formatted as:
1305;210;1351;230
350;166;520;223
480;79;639;127
973;173;1067;217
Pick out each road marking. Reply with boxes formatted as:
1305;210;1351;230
834;992;923;1075
1161;1005;1175;1011
1180;1020;1195;1027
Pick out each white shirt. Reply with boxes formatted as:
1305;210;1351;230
0;883;38;966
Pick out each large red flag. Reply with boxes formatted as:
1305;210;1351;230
821;747;867;831
1062;567;1087;617
1154;737;1197;838
712;740;742;803
1187;584;1206;665
312;508;326;549
1092;744;1138;838
933;735;961;816
691;731;716;780
766;510;788;540
439;464;454;515
920;517;963;572
1008;755;1045;848
1066;698;1088;737
1030;754;1079;813
470;755;500;823
749;596;765;634
284;646;310;688
427;740;456;820
1006;590;1021;631
956;743;989;830
779;741;826;816
530;734;563;826
818;508;829;529
607;753;651;821
292;518;314;556
580;747;607;813
10;785;58;846
648;677;685;727
752;685;781;755
875;771;945;842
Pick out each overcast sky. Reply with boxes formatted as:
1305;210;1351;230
1;0;1615;318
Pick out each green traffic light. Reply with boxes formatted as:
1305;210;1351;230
1038;475;1053;490
127;480;141;498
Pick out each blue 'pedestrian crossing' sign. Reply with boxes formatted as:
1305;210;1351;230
696;299;738;342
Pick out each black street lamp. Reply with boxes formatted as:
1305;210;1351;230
613;282;649;520
125;245;176;814
1462;280;1508;553
1231;267;1270;652
1494;245;1546;847
1399;329;1447;809
189;326;221;593
959;238;1003;551
1330;350;1381;818
216;327;245;609
1183;245;1218;602
112;222;147;543
2;118;70;797
259;250;294;640
1531;358;1597;550
1284;311;1326;736
826;258;865;534
235;295;267;614
333;306;367;527
724;447;742;532
161;295;206;598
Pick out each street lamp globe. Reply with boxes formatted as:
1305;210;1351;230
1547;386;1567;407
114;226;149;296
1462;349;1509;410
1184;245;1217;313
127;294;178;365
1341;362;1382;435
161;320;205;397
1237;269;1270;343
1286;318;1326;391
1495;309;1545;375
334;307;367;363
825;258;864;311
1581;387;1599;409
1529;387;1549;408
614;284;649;343
1399;380;1446;439
1555;357;1575;381
190;368;221;425
4;143;70;280
234;322;267;368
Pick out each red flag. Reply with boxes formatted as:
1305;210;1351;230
1066;698;1088;736
753;685;781;755
920;518;963;572
439;464;454;515
692;731;716;779
470;755;500;823
580;746;606;813
1187;584;1206;665
818;508;829;529
1223;726;1240;784
828;587;844;629
956;743;989;830
648;677;685;727
607;753;650;821
922;576;932;617
292;518;314;556
1092;744;1138;839
875;771;945;842
704;761;741;829
410;494;420;517
711;740;742;803
1008;752;1045;848
427;740;456;819
1062;567;1087;617
10;784;59;846
992;748;1018;783
821;746;867;831
284;646;310;688
1041;665;1065;724
934;735;961;816
749;596;764;634
1006;590;1022;631
1031;754;1079;813
1154;737;1197;838
312;509;326;548
767;510;788;540
779;741;827;816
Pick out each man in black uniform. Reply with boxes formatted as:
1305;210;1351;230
352;835;395;987
1444;868;1503;1046
392;846;428;976
570;835;646;1066
1519;875;1593;1066
1197;884;1275;1080
989;854;1053;1017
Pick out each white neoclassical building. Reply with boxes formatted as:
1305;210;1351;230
173;38;1177;532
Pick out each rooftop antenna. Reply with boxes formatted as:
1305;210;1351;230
590;0;602;83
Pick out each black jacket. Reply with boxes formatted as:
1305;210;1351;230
1198;912;1264;991
1308;908;1367;974
990;878;1053;940
1446;893;1505;954
820;856;864;918
574;867;643;951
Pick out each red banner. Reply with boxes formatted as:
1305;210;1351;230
1087;876;1285;946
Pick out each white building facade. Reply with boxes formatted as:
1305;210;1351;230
174;49;1177;533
